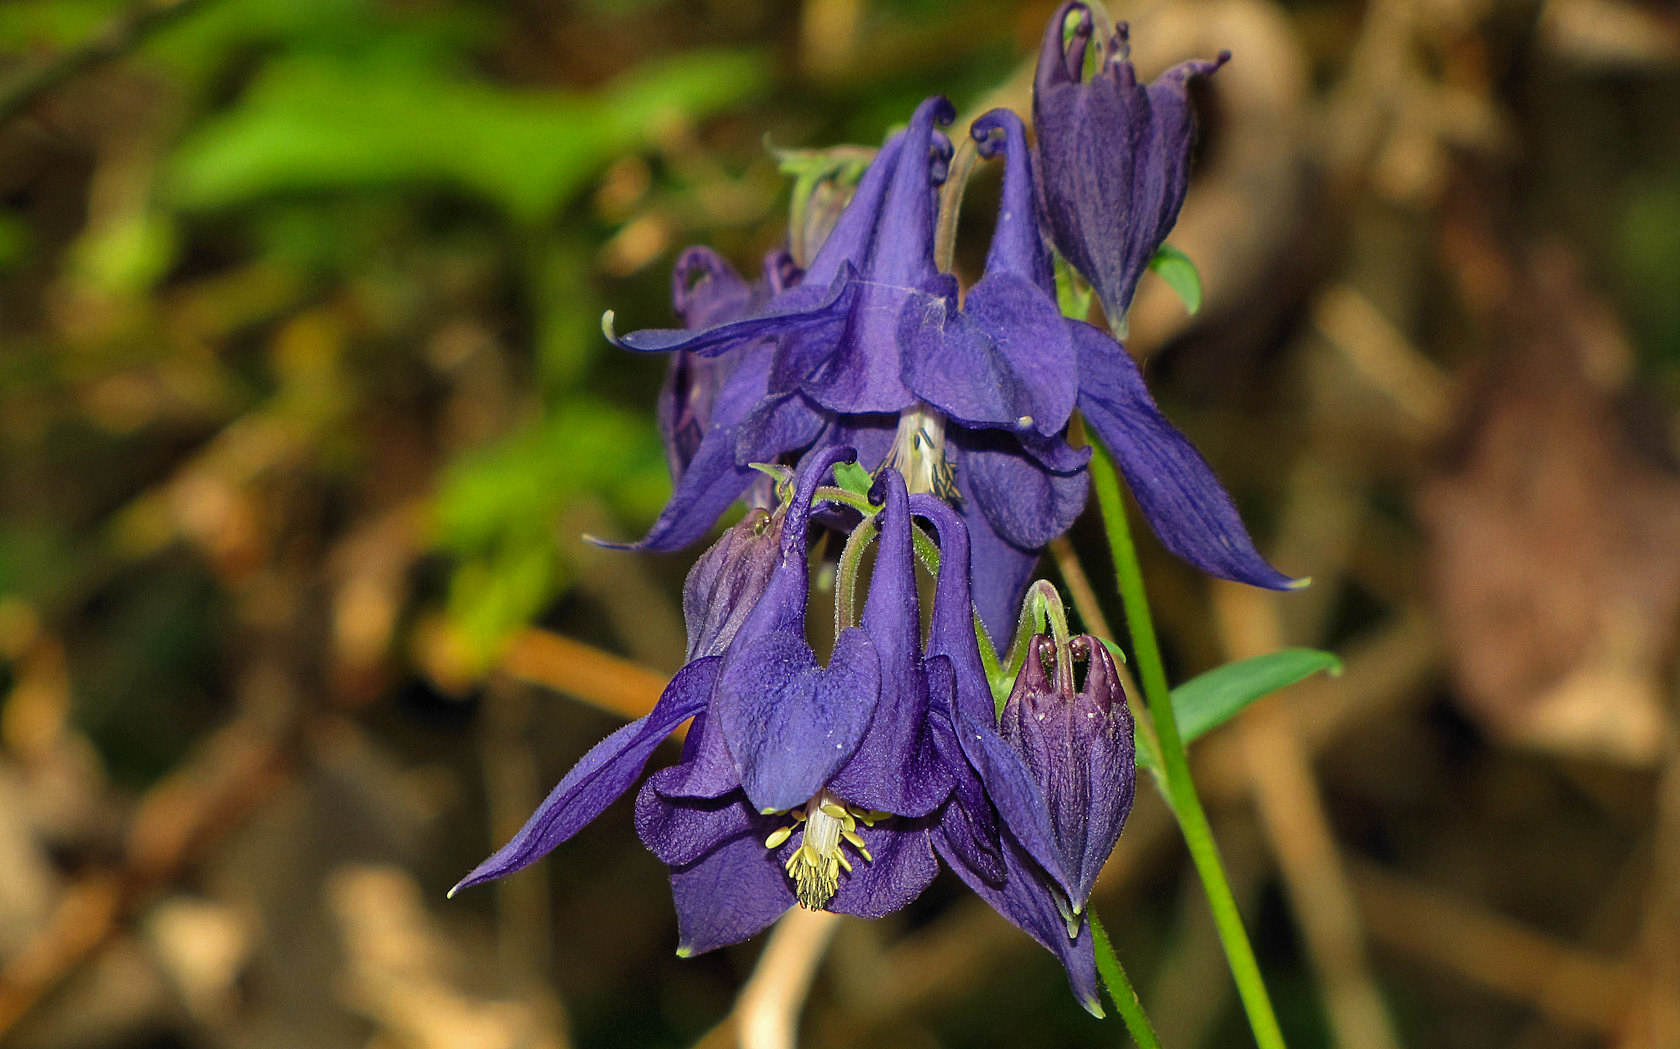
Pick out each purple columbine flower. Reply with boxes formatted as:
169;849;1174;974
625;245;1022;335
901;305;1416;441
636;449;959;952
938;629;1135;1016
969;107;1297;595
1033;0;1228;324
446;473;790;899
655;246;793;487
454;448;971;953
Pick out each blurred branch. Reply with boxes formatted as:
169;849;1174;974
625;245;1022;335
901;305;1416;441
0;714;292;1037
1349;859;1636;1033
501;628;670;725
0;0;216;129
693;908;840;1049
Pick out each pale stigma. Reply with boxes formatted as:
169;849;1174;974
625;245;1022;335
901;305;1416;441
883;404;959;502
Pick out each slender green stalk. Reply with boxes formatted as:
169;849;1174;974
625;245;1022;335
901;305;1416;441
1089;442;1287;1049
1090;913;1163;1049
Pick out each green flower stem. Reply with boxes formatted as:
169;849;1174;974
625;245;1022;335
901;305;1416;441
1090;913;1163;1049
1088;442;1287;1049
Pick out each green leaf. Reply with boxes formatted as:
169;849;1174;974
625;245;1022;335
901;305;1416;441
1135;648;1340;769
831;460;872;496
1147;243;1203;316
167;49;769;224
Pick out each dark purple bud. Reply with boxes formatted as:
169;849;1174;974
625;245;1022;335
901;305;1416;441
999;633;1134;915
680;503;784;662
656;247;770;480
1033;0;1227;322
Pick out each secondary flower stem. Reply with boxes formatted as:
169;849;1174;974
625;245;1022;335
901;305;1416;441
1089;441;1288;1049
1090;912;1164;1049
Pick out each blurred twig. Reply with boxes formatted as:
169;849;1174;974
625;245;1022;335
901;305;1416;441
0;715;292;1037
1349;859;1636;1033
0;0;215;129
693;908;840;1049
501;628;671;725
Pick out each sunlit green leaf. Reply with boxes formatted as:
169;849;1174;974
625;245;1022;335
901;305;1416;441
168;50;770;224
832;460;872;496
1147;243;1203;316
1135;648;1340;769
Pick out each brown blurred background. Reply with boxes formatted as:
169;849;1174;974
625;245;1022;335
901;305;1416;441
2;0;1679;1046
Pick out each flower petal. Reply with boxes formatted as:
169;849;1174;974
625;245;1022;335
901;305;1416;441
904;272;1075;436
950;453;1043;642
1072;322;1296;588
925;656;1005;885
827;820;939;919
960;427;1091;550
609;270;854;358
645;708;742;801
936;831;1104;1017
830;470;951;817
635;776;759;867
449;657;717;895
909;494;997;727
669;830;794;955
718;626;881;814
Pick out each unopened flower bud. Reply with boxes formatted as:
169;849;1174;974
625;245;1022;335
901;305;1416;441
681;505;782;661
1000;633;1135;918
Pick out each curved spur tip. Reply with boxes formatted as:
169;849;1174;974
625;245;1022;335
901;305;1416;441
583;532;634;551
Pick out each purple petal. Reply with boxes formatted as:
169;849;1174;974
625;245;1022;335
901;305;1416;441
801;133;905;289
449;657;716;895
936;831;1104;1017
645;708;743;802
905;273;1076;436
671;246;753;328
925;657;1005;884
827;820;939;919
950;456;1042;643
733;390;827;467
800;98;957;416
635;779;759;867
600;422;757;552
873;97;955;288
668;830;795;955
949;701;1074;902
718;627;881;813
829;471;951;817
909;495;996;727
971;109;1055;295
611;269;855;358
1072;322;1296;588
959;428;1091;550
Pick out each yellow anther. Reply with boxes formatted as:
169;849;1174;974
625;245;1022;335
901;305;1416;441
759;790;894;909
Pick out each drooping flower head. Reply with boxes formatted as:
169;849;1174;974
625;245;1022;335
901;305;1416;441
936;623;1135;1016
638;449;960;949
1033;0;1228;324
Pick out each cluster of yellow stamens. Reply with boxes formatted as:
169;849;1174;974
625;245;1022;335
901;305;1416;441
762;790;890;909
